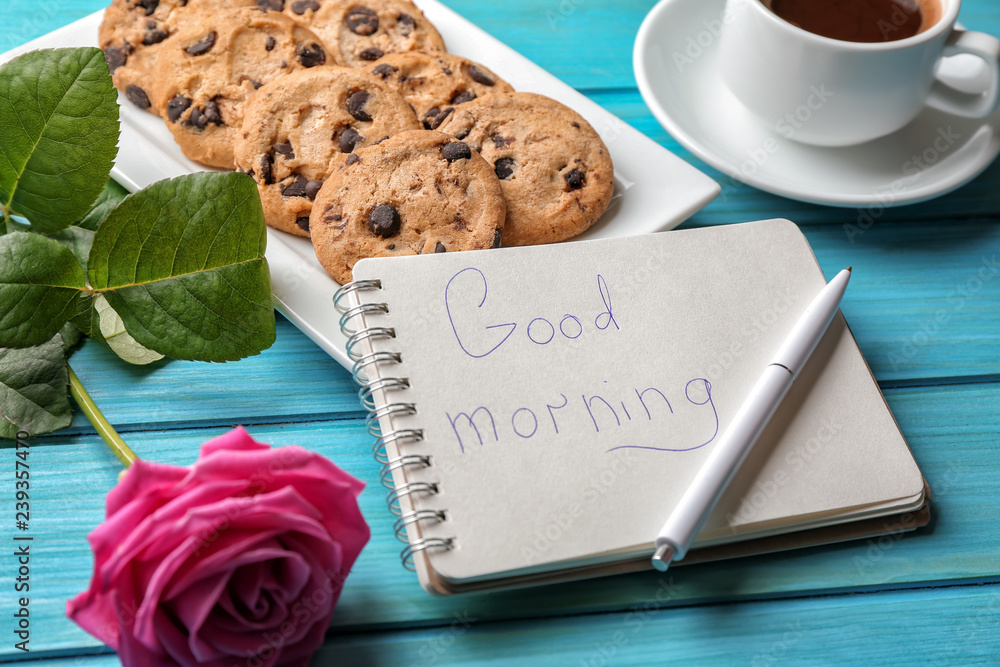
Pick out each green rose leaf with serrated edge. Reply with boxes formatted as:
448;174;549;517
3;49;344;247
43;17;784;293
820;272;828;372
0;48;119;233
88;172;276;362
0;330;72;439
0;231;88;348
48;179;130;270
95;294;164;365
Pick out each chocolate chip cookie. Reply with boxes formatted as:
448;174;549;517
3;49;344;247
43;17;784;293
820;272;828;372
363;51;513;130
234;66;421;237
99;0;257;114
153;5;334;168
437;92;615;246
286;0;445;68
310;130;505;283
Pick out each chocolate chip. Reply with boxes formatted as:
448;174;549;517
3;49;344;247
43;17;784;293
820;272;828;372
259;154;274;185
188;107;207;129
453;127;470;140
346;153;360;166
571;121;581;128
346;7;379;35
373;135;389;145
143;29;169;45
251;80;264;89
491;135;512;148
422;106;453;130
274;142;295;159
305;180;324;200
257;0;284;9
371;63;397;79
491;228;503;249
281;175;310;197
494;157;515;180
137;0;159;16
347;91;372;121
397;13;415;36
291;0;319;14
125;86;151;109
297;42;325;67
435;241;446;253
104;46;127;74
203;100;223;126
265;36;276;51
564;168;585;190
295;215;310;231
368;204;400;238
338;127;362;153
451;90;476;105
467;64;495;86
441;142;471;162
388;244;395;250
359;47;383;61
185;31;216;56
166;95;191;122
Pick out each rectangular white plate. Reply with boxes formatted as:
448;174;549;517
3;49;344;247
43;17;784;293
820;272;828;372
0;3;719;370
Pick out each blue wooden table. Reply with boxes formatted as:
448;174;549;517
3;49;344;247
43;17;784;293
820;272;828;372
3;0;1000;664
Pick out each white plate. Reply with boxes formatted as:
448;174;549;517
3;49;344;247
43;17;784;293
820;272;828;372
1;3;719;370
634;0;1000;208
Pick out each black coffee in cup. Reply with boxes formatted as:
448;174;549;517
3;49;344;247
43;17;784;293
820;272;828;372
767;0;941;43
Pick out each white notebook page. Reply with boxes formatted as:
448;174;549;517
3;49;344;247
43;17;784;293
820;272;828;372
353;219;924;583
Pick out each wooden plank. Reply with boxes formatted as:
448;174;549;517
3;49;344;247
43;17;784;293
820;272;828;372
7;0;1000;94
64;314;365;434
580;88;1000;225
314;584;1000;666
6;2;1000;228
19;584;1000;665
5;381;998;658
61;217;999;437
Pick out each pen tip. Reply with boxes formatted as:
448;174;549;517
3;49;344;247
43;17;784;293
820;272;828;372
652;544;675;572
846;266;853;273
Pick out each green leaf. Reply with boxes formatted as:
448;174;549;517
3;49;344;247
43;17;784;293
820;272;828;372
88;172;276;362
0;330;72;439
48;225;94;269
0;48;120;233
47;180;130;272
95;294;164;365
75;179;129;232
0;232;88;348
60;322;83;353
69;296;104;344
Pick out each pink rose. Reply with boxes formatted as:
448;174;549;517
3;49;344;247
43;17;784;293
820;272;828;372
67;427;369;667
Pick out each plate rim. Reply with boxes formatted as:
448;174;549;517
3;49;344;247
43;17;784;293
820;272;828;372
2;2;721;371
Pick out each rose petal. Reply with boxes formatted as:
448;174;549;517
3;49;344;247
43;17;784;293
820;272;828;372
67;427;370;667
107;459;187;516
199;425;271;458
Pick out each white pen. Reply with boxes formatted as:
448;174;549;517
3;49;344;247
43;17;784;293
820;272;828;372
652;267;853;572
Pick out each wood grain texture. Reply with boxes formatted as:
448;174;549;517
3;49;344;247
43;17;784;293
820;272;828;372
19;584;1000;666
1;0;999;664
4;382;999;659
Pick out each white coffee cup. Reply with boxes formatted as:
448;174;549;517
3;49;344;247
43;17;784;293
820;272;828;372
718;0;1000;146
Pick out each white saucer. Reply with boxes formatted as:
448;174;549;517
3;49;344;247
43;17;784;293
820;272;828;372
634;0;1000;207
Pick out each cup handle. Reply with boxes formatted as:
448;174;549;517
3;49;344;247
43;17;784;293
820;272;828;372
926;28;1000;119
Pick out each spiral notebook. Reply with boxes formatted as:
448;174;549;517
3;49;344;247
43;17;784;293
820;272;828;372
337;219;928;595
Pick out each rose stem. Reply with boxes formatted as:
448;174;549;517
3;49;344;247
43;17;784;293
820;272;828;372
68;366;138;468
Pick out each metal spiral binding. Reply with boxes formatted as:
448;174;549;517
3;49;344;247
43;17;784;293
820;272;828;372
334;279;456;572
